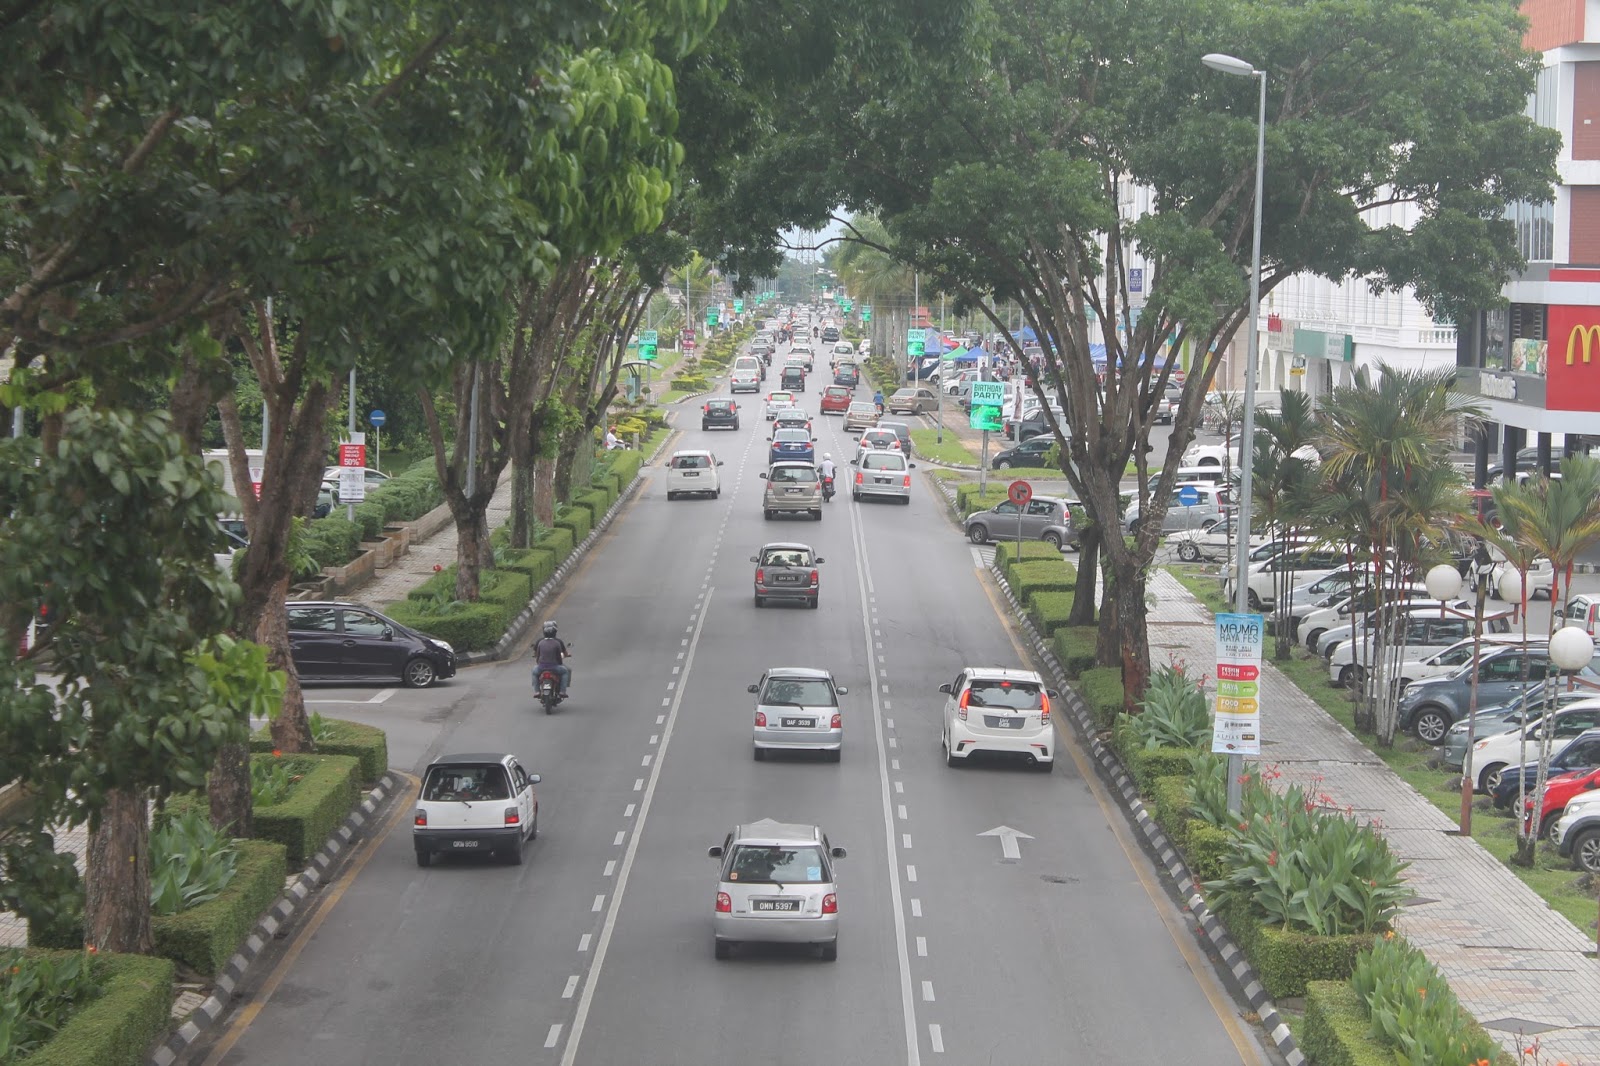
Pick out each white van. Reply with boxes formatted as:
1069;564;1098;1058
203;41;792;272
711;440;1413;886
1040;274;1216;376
1565;594;1600;638
666;450;724;501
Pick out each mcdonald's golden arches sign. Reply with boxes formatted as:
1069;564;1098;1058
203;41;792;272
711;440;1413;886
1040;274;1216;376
1547;303;1600;412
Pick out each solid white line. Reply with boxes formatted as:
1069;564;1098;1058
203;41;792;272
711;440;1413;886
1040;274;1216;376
612;831;626;846
592;894;605;912
562;975;579;999
911;899;922;917
545;1024;563;1049
929;1024;944;1053
843;498;921;1066
916;936;928;956
623;804;636;817
922;980;935;1002
561;588;717;1066
578;934;591;952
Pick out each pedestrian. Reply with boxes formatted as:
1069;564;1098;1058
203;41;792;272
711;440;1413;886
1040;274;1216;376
604;425;620;450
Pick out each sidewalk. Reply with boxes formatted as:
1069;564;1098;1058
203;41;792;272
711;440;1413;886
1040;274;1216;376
1144;569;1600;1062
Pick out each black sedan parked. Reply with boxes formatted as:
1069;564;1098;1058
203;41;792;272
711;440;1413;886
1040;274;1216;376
990;436;1055;469
287;602;457;687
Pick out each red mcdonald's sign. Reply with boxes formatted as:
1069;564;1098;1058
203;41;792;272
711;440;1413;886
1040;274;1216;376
1546;305;1600;412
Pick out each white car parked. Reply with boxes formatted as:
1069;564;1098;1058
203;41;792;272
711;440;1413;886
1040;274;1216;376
1468;701;1600;793
666;450;724;500
1167;515;1266;562
1489;556;1554;601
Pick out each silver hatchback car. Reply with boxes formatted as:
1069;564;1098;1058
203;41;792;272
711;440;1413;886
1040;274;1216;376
709;820;846;960
748;667;847;760
761;462;823;521
851;450;915;503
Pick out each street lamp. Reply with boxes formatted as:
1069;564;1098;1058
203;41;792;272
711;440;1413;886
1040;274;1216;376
1425;553;1495;835
1205;51;1268;815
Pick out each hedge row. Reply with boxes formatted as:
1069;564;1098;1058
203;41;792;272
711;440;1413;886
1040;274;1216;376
24;950;174;1066
954;482;1008;516
993;539;1068;575
150;839;287;977
1302;972;1515;1066
347;462;446;542
1052;627;1098;677
252;753;361;867
1078;666;1125;729
251;718;389;784
1217;897;1375;999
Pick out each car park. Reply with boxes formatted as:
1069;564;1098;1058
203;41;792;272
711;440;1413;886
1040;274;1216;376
749;668;847;760
1399;646;1600;744
886;387;938;415
287;602;456;688
850;450;915;503
856;427;903;453
412;753;538;866
843;402;880;433
764;391;797;419
1225;546;1348;613
761;462;823;521
1493;728;1600;811
666;450;724;500
820;385;853;414
1328;603;1514;687
1124;484;1229;536
1488;556;1554;600
751;543;825;608
939;667;1056;771
990;436;1055;470
1477;705;1600;799
1167;515;1267;562
1402;634;1547;696
1002;415;1050;443
1555;791;1600;872
964;496;1079;550
702;398;740;430
708;820;846;960
768;427;816;465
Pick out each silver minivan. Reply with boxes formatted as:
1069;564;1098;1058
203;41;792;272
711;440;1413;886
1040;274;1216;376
851;450;915;503
709;820;846;960
748;667;846;759
761;462;823;520
1123;483;1228;535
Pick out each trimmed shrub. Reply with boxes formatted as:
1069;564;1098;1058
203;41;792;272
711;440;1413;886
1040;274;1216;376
1078;667;1125;729
574;488;613;527
24;951;174;1066
250;718;389;784
498;547;556;594
1216;898;1375;998
1009;561;1076;599
477;568;533;613
1026;591;1075;635
994;540;1073;581
590;469;622;497
252;754;361;868
1300;981;1397;1066
406;566;457;602
1052;627;1099;677
537;524;575;564
554;504;591;546
1127;746;1204;795
1184;821;1232;883
385;599;507;652
303;515;362;570
609;449;644;485
1147;774;1193;848
955;482;1007;516
151;839;287;977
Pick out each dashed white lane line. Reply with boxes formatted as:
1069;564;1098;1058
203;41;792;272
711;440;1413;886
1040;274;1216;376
894;781;904;794
624;803;635;817
649;734;659;745
578;934;591;952
897;804;908;820
562;976;579;999
906;864;917;882
888;737;898;748
891;758;900;770
545;1024;563;1048
661;697;670;707
886;717;895;729
916;936;928;957
911;899;922;918
641;754;652;766
929;1024;945;1053
632;778;644;791
656;714;666;724
612;831;626;846
922;981;936;1002
902;834;913;849
591;894;605;913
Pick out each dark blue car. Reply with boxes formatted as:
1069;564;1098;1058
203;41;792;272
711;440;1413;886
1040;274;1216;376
1490;728;1600;808
769;427;816;465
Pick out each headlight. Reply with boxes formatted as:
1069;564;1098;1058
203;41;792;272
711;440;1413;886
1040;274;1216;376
432;640;454;654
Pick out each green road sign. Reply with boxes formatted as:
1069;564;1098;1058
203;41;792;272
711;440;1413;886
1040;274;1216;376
707;307;720;326
734;300;744;314
969;381;1006;408
970;404;1003;432
907;328;925;357
862;306;872;322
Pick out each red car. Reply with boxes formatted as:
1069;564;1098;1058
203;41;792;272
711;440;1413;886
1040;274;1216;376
820;385;853;414
1523;766;1600;840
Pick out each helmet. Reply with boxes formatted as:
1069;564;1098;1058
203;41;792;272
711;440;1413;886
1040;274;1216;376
824;453;832;461
542;621;558;637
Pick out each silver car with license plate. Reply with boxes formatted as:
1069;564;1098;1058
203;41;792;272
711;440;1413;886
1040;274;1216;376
851;450;915;503
752;542;825;608
749;667;847;760
761;462;823;521
709;820;846;960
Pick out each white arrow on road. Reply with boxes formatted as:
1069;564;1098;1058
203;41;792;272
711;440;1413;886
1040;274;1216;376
978;825;1033;860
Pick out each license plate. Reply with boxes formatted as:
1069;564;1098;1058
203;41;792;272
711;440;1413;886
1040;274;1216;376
682;471;698;476
781;717;815;728
786;489;804;495
753;899;800;912
452;840;480;848
776;574;802;584
985;715;1024;729
876;477;892;484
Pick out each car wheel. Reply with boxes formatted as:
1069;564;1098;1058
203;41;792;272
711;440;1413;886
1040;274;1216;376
701;423;709;431
764;509;773;520
733;420;740;430
714;940;733;960
1044;532;1063;549
995;459;1012;469
754;594;764;608
403;657;438;688
944;736;959;768
1488;581;1502;600
819;941;838;962
715;487;721;497
1413;708;1450;744
1177;541;1200;562
967;524;989;544
529;811;538;840
667;491;677;501
415;849;432;868
753;746;766;762
1036;757;1055;774
826;748;841;762
1477;762;1506;794
809;597;819;609
1337;664;1358;688
1246;590;1262;612
1573;828;1600;874
852;491;861;501
1542;811;1561;843
813;509;823;521
505;841;524;866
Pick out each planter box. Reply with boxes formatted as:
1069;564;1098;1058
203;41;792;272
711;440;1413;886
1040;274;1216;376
252;754;361;867
403;501;454;542
22;950;174;1066
382;524;413;557
323;548;377;593
150;839;288;977
289;576;335;601
252;719;389;783
359;538;398;570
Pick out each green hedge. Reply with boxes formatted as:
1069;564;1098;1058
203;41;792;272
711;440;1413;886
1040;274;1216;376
590;469;622;497
1026;591;1076;635
608;449;644;486
477;568;533;613
554;504;591;547
1128;746;1203;796
252;754;361;868
499;547;557;594
1052;627;1099;677
1009;561;1077;599
538;523;575;564
347;466;446;540
574;488;613;527
302;515;362;571
1300;981;1400;1066
24;951;174;1066
1218;897;1375;998
1184;820;1232;883
385;599;507;652
251;718;389;783
994;540;1071;580
1078;666;1125;729
1148;774;1193;848
954;482;1008;516
151;839;287;977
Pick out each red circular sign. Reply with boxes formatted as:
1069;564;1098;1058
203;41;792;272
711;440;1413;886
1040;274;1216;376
1173;369;1187;385
1007;480;1033;506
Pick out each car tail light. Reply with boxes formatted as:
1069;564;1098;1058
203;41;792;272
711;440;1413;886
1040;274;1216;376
810;570;819;585
903;475;911;488
716;892;732;913
702;404;709;412
856;471;864;485
504;806;521;826
414;809;427;826
755;711;767;727
1040;691;1052;725
755;568;765;584
821;893;837;914
830;712;841;729
957;689;970;721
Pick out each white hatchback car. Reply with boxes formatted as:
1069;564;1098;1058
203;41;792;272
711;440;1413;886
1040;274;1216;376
940;667;1056;771
413;752;540;867
666;450;723;500
764;391;797;419
709;820;846;960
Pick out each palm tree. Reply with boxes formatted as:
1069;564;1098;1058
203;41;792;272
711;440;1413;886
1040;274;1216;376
1251;393;1319;658
1496;455;1600;865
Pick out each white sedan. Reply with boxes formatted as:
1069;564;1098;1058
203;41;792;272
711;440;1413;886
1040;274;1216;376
1166;516;1266;562
763;391;798;419
1489;557;1554;601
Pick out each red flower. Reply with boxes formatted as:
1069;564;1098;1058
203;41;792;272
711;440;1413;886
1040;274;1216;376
272;749;282;758
1266;850;1279;867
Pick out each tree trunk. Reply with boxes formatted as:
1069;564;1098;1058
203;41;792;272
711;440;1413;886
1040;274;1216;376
510;454;534;549
1069;526;1099;626
85;788;153;954
534;454;557;527
1109;557;1150;710
263;580;313;753
551;428;584;504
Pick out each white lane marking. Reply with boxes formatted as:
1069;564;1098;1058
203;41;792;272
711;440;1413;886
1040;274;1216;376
603;860;616;877
897;804;908;820
545;1024;563;1049
632;779;643;792
844;446;920;1066
672;666;680;675
562;588;717;1066
662;698;670;707
681;638;689;646
884;700;891;710
906;865;918;882
922;981;935;1002
562;976;579;999
624;804;636;817
578;934;591;952
903;834;913;849
667;681;675;690
677;652;684;660
641;755;652;767
891;759;900;770
613;832;626;846
886;718;894;729
894;781;904;794
929;1024;944;1053
888;737;898;749
592;894;605;912
305;687;397;705
656;714;666;725
916;936;928;956
911;899;922;917
649;734;659;745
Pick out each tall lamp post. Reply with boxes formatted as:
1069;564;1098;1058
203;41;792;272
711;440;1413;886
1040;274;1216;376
1204;51;1267;815
1424;546;1497;835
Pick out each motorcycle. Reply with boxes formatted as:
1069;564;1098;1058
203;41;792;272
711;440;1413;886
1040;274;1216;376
536;669;564;714
821;475;835;503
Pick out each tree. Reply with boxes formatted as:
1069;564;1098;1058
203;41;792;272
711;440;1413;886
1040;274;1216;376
1250;392;1318;658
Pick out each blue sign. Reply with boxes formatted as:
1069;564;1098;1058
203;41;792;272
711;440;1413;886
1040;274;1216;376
369;409;386;427
1177;485;1200;507
1129;268;1144;293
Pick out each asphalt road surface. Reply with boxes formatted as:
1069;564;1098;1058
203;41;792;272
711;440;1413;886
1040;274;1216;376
192;342;1270;1066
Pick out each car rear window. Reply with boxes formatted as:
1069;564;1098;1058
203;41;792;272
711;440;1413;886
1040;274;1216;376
762;548;813;567
826;387;849;397
761;676;836;704
774;429;810;443
849;403;876;414
423;764;511;802
727;845;828;884
966;679;1044;710
861;452;906;471
706;400;734;411
672;454;711;469
771;466;818;484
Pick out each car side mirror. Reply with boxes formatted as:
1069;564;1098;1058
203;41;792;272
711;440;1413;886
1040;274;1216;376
938;683;953;694
1047;689;1059;699
836;686;849;696
382;625;394;639
528;774;541;784
750;556;759;563
747;684;759;693
815;557;825;564
718;460;725;466
759;473;768;480
708;845;723;858
830;846;847;859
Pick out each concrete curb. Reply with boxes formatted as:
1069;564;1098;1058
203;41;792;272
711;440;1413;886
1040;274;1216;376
458;423;676;666
988;567;1305;1066
147;773;404;1066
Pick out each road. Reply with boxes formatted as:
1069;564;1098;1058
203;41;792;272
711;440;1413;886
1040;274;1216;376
189;338;1269;1066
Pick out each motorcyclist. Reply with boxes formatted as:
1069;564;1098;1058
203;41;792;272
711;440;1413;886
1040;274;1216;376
533;620;571;698
818;453;837;500
872;389;885;414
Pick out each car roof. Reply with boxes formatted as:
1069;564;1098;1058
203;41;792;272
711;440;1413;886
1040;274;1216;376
762;666;835;680
729;819;825;847
759;541;816;552
673;448;714;457
849;401;877;409
962;666;1045;683
290;600;375;610
431;752;513;766
768;460;816;469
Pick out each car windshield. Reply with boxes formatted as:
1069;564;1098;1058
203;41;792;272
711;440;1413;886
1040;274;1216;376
727;845;828;885
761;676;836;705
861;452;906;471
775;429;810;443
849;404;876;414
967;679;1044;710
771;466;818;484
423;764;510;802
762;548;812;567
707;401;733;411
671;454;712;469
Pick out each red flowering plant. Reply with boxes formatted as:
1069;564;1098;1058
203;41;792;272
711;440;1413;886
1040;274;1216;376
1126;658;1213;750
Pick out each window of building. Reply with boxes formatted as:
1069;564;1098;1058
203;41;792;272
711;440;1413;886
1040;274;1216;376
1528;63;1559;131
1504;199;1554;263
